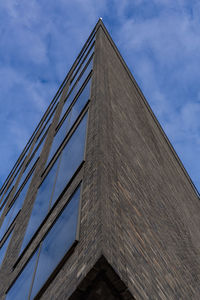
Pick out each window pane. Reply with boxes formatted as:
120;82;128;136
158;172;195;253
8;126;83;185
69;79;91;126
6;249;39;300
70;43;94;88
72;33;95;79
20;112;87;254
0;173;33;241
59;87;76;122
59;55;92;123
0;156;25;206
16;134;46;192
20;159;59;254
0;154;25;198
30;186;81;299
34;106;56;149
47;79;90;167
0;229;13;266
46;113;71;166
51;112;88;207
0;182;14;206
75;57;93;93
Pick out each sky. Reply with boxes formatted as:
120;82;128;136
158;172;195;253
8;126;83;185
0;0;200;192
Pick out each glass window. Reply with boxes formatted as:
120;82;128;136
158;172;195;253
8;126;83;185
6;249;39;300
47;79;91;166
70;42;94;88
0;173;33;242
6;185;81;299
0;157;26;207
75;56;93;94
19;159;59;254
20;112;88;254
0;229;13;266
58;55;93;124
16;133;46;194
67;55;93;104
30;186;80;299
51;112;87;207
72;32;95;79
34;105;56;148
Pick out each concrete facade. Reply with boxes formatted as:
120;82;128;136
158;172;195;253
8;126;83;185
0;20;200;299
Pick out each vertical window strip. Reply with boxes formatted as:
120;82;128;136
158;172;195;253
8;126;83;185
0;172;34;242
6;185;81;300
20;111;88;256
66;53;93;107
0;156;27;207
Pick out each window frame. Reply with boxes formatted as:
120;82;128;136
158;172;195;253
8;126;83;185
10;181;83;298
0;167;36;244
14;107;89;268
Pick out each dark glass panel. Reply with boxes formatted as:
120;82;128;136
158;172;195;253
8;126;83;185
58;55;92;123
51;112;88;207
20;159;59;254
47;79;90;167
68;55;93;100
16;134;46;193
46;113;71;166
70;43;94;88
30;186;81;299
72;32;95;79
0;157;26;206
0;229;13;266
75;57;93;93
34;106;56;149
6;249;39;300
69;79;91;126
59;87;76;122
0;173;33;241
20;112;87;255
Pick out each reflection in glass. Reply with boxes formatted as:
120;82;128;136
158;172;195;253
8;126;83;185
46;113;71;166
70;43;94;88
47;80;90;167
0;156;25;202
0;164;21;208
16;135;46;193
21;112;87;255
51;112;88;207
20;159;59;254
0;229;13;266
72;33;95;80
59;89;76;122
0;173;33;241
76;57;92;93
6;249;39;300
69;79;91;125
30;186;81;299
59;55;92;123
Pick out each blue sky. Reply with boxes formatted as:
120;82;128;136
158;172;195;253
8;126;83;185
0;0;200;191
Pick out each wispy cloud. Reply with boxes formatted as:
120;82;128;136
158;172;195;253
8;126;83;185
110;0;200;189
0;0;199;191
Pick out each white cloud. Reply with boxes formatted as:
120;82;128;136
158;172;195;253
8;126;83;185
0;0;200;191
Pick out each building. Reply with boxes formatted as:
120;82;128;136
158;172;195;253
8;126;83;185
0;19;200;300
